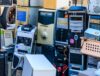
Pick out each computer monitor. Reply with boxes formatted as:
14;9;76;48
17;11;26;22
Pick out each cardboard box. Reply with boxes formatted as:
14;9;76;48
43;0;69;9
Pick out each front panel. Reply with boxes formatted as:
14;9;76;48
15;26;36;54
55;10;69;45
16;36;33;53
69;48;87;73
37;9;55;46
68;6;87;48
68;14;85;48
69;15;84;32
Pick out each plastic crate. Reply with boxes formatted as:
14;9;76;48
81;37;100;58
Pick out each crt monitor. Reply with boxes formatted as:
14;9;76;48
17;11;26;22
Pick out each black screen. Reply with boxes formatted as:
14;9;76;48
38;11;55;25
70;53;82;64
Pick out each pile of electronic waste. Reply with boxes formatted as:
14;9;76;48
0;0;100;76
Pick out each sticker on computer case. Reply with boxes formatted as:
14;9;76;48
70;38;74;44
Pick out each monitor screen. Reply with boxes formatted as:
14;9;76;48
17;11;26;22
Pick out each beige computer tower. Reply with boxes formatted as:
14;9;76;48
37;23;54;45
37;9;55;46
